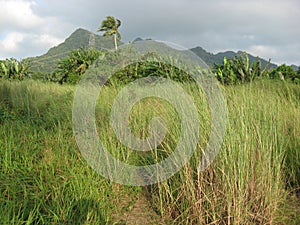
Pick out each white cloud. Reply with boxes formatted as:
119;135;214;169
247;45;278;60
0;0;43;30
0;0;73;59
32;34;63;48
0;32;64;59
0;32;24;53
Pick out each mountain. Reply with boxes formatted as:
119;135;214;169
133;37;143;42
190;47;277;69
26;28;287;74
130;41;278;69
291;64;299;71
188;46;216;66
26;28;120;73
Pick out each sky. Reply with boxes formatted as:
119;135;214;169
0;0;299;66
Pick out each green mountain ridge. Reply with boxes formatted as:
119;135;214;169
26;28;119;73
190;46;277;69
26;28;294;74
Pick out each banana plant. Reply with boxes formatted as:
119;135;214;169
0;58;29;80
54;48;103;84
0;61;9;78
214;53;267;85
215;57;237;84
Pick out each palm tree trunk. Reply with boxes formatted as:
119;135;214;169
114;33;118;51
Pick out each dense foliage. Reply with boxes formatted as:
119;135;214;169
110;55;193;84
0;58;30;80
50;48;103;84
213;53;300;85
42;48;193;85
269;64;300;83
213;52;270;84
1;41;299;87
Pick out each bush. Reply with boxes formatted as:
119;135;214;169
52;47;103;84
214;53;270;85
0;58;30;80
269;64;300;84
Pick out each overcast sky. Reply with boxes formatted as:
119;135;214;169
0;0;299;65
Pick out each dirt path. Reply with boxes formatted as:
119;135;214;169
112;192;166;225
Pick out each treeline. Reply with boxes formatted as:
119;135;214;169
0;58;30;80
214;52;300;84
1;47;299;85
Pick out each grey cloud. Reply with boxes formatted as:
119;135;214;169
1;0;299;65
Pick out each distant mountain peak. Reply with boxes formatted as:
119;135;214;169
74;27;91;32
191;47;277;68
26;28;120;73
26;28;282;74
192;46;206;51
133;37;143;42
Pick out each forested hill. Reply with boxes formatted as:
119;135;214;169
25;28;119;73
190;46;277;69
26;28;280;74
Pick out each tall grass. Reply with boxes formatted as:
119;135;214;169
145;80;300;224
0;81;138;224
0;79;299;224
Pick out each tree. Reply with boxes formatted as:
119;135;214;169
295;66;300;84
0;58;29;80
214;53;268;85
52;48;102;84
97;16;121;51
269;64;297;81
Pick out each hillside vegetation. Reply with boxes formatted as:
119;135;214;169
20;28;285;75
24;28;120;74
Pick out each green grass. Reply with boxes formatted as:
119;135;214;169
0;79;299;224
146;80;300;224
0;81;138;224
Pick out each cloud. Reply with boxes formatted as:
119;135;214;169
0;32;24;53
32;34;63;48
0;0;43;30
247;45;278;61
0;0;72;59
0;32;63;59
0;0;299;65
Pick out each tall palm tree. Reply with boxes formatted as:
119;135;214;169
97;16;121;50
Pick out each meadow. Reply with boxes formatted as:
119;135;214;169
0;79;299;224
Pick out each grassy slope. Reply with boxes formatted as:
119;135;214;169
0;80;299;224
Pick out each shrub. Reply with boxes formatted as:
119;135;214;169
214;53;270;85
0;58;30;80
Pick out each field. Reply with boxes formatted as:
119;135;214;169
0;79;299;224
